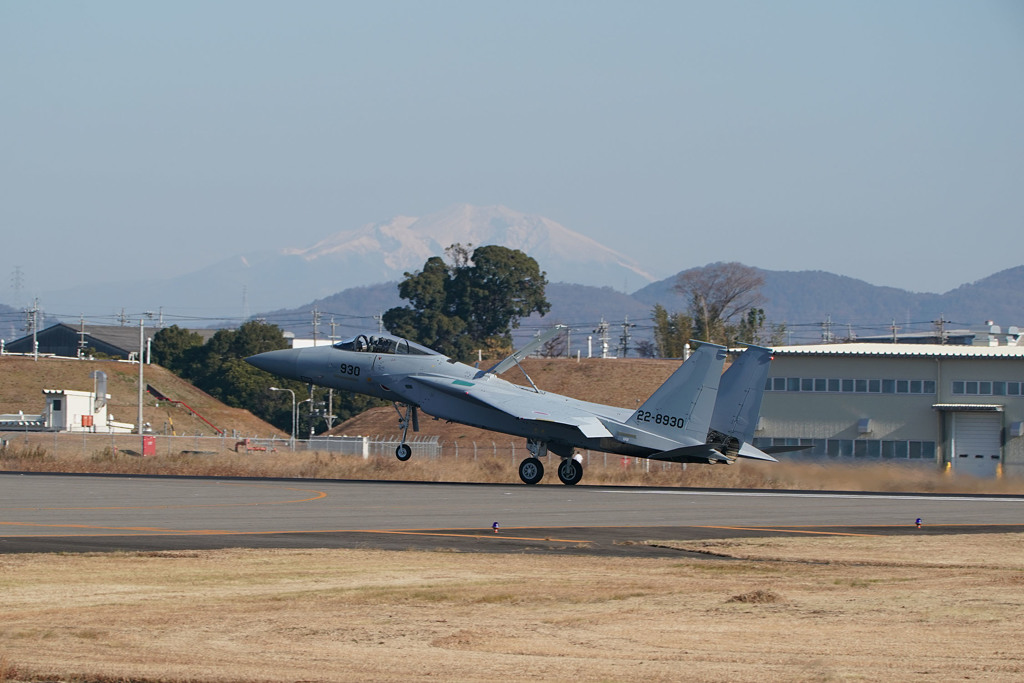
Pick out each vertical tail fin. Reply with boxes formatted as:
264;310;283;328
710;344;775;460
627;342;727;444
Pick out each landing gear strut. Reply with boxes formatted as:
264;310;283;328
518;440;548;485
393;402;418;461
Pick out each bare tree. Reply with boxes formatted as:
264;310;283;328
674;262;765;344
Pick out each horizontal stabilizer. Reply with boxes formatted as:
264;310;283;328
647;444;730;464
735;442;779;462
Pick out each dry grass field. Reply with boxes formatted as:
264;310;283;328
2;534;1023;682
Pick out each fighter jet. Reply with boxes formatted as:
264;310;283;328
245;328;779;485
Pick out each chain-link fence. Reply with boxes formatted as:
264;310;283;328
0;430;675;473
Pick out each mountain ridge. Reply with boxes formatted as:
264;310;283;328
254;265;1024;347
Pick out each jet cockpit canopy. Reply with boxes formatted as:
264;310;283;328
333;334;439;356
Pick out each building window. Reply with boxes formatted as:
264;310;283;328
52;399;62;411
771;437;934;460
766;376;937;395
953;380;1019;397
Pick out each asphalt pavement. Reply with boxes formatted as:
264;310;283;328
2;472;1022;556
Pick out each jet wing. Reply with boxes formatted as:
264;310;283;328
407;374;613;439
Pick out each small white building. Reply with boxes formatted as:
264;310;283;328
44;389;133;433
0;390;134;433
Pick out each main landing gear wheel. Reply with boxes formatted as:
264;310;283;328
519;457;544;485
396;443;412;461
557;458;583;486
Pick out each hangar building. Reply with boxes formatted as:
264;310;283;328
3;323;217;360
753;344;1024;478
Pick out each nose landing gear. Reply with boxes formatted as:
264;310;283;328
393;402;418;461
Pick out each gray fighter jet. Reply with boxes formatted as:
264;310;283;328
245;328;779;485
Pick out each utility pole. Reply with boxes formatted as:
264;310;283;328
594;319;611;359
933;315;948;345
311;308;321;345
26;298;39;361
138;318;145;454
618;317;635;358
821;315;834;343
78;315;88;359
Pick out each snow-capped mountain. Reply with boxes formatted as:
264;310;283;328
38;205;655;318
283;204;654;286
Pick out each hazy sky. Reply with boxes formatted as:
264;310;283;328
3;1;1022;304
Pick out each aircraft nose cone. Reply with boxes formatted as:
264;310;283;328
245;348;300;380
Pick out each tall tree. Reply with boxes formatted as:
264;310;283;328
451;245;550;342
150;325;204;374
651;304;693;358
384;244;550;359
674;262;765;344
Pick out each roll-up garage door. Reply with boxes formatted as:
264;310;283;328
952;412;1001;478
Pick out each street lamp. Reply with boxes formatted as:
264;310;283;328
298;398;312;443
269;387;296;449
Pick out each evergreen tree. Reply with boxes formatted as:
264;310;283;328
384;244;550;359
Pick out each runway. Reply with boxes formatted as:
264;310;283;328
2;472;1023;556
